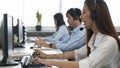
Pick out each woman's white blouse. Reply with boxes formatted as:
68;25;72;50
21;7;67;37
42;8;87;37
74;32;119;68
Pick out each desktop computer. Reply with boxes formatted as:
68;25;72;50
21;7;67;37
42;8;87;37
0;14;19;66
13;19;26;48
0;14;45;67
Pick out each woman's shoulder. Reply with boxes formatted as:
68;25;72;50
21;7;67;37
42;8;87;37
59;25;68;30
98;33;117;42
97;33;118;47
102;34;118;48
103;35;116;42
60;25;67;28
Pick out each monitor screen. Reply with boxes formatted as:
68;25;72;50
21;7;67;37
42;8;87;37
17;19;24;44
13;19;25;48
0;14;19;66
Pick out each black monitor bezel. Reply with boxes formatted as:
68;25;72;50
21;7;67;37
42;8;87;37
17;19;24;44
0;14;14;63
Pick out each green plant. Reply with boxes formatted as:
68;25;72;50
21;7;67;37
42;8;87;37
36;10;42;25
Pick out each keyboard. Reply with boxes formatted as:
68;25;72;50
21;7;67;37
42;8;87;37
21;55;46;68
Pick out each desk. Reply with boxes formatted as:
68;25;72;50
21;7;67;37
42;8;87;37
0;42;66;68
10;43;35;60
0;51;22;68
0;64;22;68
0;43;34;68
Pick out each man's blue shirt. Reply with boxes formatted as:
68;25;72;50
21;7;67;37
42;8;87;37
56;24;86;52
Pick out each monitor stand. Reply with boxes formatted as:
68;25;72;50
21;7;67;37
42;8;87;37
0;57;19;66
14;43;25;48
0;60;19;66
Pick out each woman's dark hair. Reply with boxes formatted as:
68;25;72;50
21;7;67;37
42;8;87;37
85;0;120;55
54;13;66;31
66;8;81;22
0;41;1;48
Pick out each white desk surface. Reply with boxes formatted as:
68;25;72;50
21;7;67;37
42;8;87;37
13;43;35;56
0;42;66;68
0;63;22;68
13;43;63;56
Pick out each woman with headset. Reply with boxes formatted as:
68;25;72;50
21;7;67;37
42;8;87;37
33;0;120;68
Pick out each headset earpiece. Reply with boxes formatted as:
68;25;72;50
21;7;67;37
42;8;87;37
73;8;79;20
91;0;96;20
91;9;96;20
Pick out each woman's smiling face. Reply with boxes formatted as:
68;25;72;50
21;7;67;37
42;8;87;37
81;3;93;29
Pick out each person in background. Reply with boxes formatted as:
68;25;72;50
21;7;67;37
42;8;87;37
33;0;120;68
36;8;86;52
38;13;70;43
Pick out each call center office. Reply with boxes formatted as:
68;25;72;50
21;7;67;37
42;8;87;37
1;0;120;67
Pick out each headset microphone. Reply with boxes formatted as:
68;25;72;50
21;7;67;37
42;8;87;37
85;24;92;29
85;22;93;29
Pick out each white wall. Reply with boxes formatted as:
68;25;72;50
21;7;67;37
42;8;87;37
0;0;120;27
105;0;120;27
0;0;24;26
23;0;59;26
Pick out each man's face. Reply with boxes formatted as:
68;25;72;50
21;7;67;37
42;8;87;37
66;13;74;27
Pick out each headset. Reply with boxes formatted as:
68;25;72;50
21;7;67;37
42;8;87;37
73;8;84;30
84;0;104;29
90;0;103;20
72;8;79;20
91;0;97;20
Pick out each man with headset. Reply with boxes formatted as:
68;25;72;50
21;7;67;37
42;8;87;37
35;8;86;52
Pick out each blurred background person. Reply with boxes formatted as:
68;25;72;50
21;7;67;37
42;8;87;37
38;13;70;43
35;8;86;52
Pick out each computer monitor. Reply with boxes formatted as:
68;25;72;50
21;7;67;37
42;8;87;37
0;14;19;66
17;19;24;44
13;19;25;48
